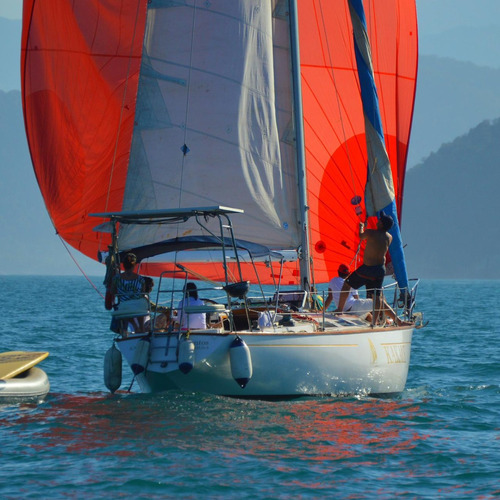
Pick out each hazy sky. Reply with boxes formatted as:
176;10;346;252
0;2;21;20
6;1;500;26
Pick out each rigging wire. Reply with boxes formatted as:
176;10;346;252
172;1;199;276
317;0;360;203
101;0;144;246
178;1;198;208
58;235;104;299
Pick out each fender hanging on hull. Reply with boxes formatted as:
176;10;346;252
229;337;253;388
178;336;195;374
104;342;122;394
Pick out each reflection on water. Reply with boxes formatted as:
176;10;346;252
2;392;427;461
274;399;426;462
0;391;494;498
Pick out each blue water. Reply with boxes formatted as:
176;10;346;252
0;276;498;498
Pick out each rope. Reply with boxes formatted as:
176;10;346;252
177;2;198;210
58;235;104;299
101;0;144;246
176;264;219;286
127;376;135;392
318;0;359;200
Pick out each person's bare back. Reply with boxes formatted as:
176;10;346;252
360;222;392;266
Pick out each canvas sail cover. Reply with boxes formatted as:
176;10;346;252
22;0;417;286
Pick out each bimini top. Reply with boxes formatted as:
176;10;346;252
118;235;274;262
90;206;275;262
90;206;244;224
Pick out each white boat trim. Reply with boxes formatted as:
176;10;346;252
117;323;413;398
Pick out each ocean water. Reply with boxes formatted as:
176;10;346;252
0;276;498;499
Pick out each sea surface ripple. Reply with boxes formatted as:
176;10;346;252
0;276;498;498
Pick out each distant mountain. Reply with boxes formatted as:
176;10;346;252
419;25;500;69
416;0;500;38
407;56;500;167
402;118;500;279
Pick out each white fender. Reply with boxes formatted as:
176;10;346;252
131;337;150;376
229;337;252;388
104;343;122;393
178;336;195;374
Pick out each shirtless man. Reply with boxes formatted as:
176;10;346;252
335;213;408;325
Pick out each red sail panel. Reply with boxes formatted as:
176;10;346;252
21;0;147;259
297;0;418;284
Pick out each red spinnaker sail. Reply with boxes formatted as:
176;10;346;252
297;0;418;283
21;1;417;286
21;0;147;258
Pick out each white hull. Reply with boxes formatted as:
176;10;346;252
0;367;50;404
117;324;413;397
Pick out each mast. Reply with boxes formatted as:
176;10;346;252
289;0;312;291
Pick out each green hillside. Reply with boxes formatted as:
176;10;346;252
403;118;500;278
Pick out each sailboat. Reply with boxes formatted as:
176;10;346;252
21;0;421;397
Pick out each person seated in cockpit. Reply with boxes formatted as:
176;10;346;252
173;282;207;331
